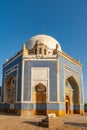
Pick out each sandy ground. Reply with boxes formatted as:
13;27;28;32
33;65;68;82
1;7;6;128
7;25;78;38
0;113;87;130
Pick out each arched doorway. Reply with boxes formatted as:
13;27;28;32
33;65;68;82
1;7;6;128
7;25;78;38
65;95;70;114
34;83;46;115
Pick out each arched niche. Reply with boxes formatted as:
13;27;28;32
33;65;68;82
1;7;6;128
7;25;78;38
34;83;47;115
5;75;16;104
66;76;80;114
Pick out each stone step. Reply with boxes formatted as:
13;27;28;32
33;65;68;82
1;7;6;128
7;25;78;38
42;119;48;123
39;121;48;127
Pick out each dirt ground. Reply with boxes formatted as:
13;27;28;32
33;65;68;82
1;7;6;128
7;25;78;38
0;112;87;130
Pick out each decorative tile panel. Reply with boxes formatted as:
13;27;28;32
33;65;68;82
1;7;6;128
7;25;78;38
24;60;57;102
59;55;84;104
2;55;22;102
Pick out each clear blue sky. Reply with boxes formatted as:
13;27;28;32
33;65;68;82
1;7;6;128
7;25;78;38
0;0;87;102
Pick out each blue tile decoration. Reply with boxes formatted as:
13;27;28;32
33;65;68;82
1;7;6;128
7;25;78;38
15;103;65;110
1;52;84;113
2;55;22;102
24;60;57;102
59;55;84;104
15;103;21;110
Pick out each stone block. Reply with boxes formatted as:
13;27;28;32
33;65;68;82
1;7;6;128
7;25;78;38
39;113;63;128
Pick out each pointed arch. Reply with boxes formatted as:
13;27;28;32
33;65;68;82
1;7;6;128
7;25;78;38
67;76;80;104
34;83;47;115
67;76;79;90
35;83;46;92
5;75;16;104
66;76;80;114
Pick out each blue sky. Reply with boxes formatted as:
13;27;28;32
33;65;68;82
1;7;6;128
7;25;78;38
0;0;87;102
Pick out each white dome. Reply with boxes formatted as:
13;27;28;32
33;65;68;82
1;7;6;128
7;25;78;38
25;34;62;52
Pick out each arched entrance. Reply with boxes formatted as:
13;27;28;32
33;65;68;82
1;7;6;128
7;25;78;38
65;95;70;114
66;76;80;114
34;83;46;115
5;76;16;112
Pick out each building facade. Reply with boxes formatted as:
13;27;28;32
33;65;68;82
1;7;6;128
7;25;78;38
1;34;84;116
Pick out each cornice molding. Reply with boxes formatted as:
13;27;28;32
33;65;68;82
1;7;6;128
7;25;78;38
58;51;82;68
